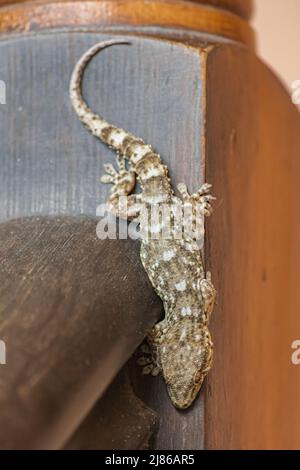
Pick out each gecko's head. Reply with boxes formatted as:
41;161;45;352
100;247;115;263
159;318;213;409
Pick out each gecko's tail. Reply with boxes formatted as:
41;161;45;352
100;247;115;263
69;39;172;193
69;39;150;160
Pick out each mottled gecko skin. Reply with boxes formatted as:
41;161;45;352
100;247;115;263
70;40;216;409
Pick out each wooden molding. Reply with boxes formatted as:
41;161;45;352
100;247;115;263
188;0;253;19
0;0;254;20
0;0;255;47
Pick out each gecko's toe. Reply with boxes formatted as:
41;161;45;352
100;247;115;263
101;174;114;184
104;163;117;176
137;356;151;366
151;366;161;377
142;364;154;375
177;182;189;199
141;343;151;354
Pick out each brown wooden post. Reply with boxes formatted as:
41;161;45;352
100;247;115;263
0;0;300;450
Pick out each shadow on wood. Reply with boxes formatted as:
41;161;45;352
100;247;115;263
65;370;159;450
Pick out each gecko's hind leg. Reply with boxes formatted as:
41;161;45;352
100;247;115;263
101;155;141;220
101;155;136;192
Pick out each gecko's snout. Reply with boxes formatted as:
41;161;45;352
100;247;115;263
165;366;207;410
159;320;213;409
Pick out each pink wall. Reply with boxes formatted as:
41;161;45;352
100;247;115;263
253;0;300;104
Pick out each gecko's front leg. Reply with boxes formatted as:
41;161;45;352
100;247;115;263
138;319;168;377
101;155;141;220
177;182;215;217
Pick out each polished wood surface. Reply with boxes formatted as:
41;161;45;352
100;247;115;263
204;45;300;449
0;0;255;47
189;0;253;18
191;0;253;19
0;0;253;19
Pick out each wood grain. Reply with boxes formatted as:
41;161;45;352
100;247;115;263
0;33;204;222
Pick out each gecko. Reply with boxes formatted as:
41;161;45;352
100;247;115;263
70;39;216;409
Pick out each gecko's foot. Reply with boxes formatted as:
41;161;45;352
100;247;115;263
137;341;161;376
100;156;140;220
101;155;136;195
178;182;215;217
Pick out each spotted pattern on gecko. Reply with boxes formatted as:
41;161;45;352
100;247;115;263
70;39;216;409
